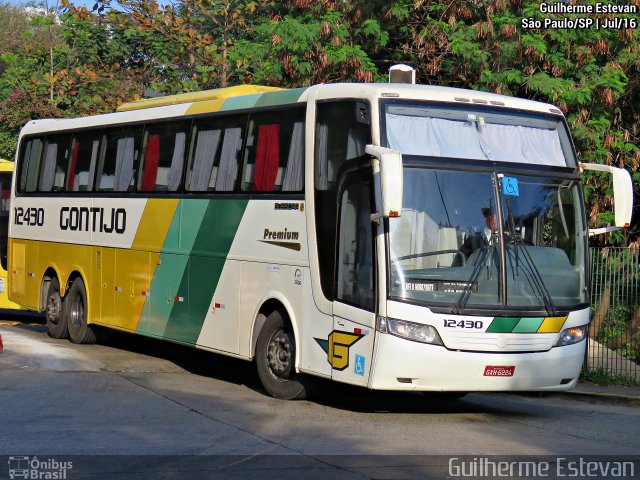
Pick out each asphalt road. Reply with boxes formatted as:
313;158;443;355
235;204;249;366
1;314;638;479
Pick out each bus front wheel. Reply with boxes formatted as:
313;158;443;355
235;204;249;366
256;310;312;400
65;278;96;344
45;277;67;339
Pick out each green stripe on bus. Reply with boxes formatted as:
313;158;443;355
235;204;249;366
486;317;520;333
139;199;223;338
141;253;189;336
221;94;263;111
162;199;249;344
179;199;210;251
512;317;544;333
138;202;188;335
254;88;307;107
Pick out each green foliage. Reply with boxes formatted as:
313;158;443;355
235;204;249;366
580;367;639;387
593;303;640;364
0;129;17;160
590;248;640;364
0;88;63;159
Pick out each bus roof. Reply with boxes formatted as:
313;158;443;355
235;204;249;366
18;83;564;137
116;85;285;112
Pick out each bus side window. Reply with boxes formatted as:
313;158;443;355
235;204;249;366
97;127;143;192
19;138;44;193
241;108;305;192
39;134;71;192
68;132;102;192
186;115;245;192
138;121;189;192
315;101;370;191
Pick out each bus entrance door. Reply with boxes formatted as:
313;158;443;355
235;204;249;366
330;172;376;386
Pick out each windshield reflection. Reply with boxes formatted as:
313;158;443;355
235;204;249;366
388;168;587;312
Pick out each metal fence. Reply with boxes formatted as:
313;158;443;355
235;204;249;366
588;247;640;382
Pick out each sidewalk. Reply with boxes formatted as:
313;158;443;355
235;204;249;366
560;381;640;406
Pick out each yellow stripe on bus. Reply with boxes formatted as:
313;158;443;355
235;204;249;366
117;85;283;112
185;99;227;115
537;316;567;333
132;199;179;252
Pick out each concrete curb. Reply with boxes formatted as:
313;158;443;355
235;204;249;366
553;389;640;407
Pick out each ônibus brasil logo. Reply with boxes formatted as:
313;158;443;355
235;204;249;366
8;456;73;479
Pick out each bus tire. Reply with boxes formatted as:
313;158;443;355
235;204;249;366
256;310;312;400
65;278;96;344
45;277;67;339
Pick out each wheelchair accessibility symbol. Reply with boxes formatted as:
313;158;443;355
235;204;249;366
354;354;365;376
502;176;520;197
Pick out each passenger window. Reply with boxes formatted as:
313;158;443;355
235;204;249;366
139;122;190;192
68;132;102;192
186;116;246;192
97;127;143;192
39;134;71;192
241;108;305;192
19;138;44;193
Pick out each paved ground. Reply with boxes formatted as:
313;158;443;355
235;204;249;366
0;315;638;479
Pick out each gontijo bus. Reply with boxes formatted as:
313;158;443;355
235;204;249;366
8;77;632;399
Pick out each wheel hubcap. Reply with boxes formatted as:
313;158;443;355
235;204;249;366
70;296;83;330
46;294;61;324
267;329;294;379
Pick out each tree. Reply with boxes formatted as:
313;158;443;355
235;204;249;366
0;2;142;159
384;0;640;244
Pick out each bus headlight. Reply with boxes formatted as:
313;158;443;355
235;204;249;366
554;325;587;347
377;317;443;345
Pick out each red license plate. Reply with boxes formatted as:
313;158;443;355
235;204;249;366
484;365;515;377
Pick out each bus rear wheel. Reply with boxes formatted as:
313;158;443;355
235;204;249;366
256;310;312;400
45;277;67;339
65;278;96;344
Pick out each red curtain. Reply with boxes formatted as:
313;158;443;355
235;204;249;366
253;124;280;191
141;135;160;191
66;141;80;191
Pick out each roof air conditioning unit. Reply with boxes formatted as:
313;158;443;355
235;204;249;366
389;64;416;84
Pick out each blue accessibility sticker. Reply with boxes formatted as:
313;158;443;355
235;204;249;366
502;176;520;197
354;354;365;376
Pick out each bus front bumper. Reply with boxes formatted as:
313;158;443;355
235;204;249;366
369;332;585;392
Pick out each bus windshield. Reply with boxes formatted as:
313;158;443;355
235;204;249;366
388;168;587;313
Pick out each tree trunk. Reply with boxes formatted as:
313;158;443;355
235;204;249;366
590;284;610;338
221;44;228;88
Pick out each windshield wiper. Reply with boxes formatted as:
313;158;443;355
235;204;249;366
507;240;557;317
453;223;557;316
504;201;557;316
452;241;496;315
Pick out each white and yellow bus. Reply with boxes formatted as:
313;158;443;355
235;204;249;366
0;159;23;310
8;78;632;399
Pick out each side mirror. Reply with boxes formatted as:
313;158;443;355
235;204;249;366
365;145;403;218
580;162;633;235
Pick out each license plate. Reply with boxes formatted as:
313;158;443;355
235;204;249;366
484;365;515;377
